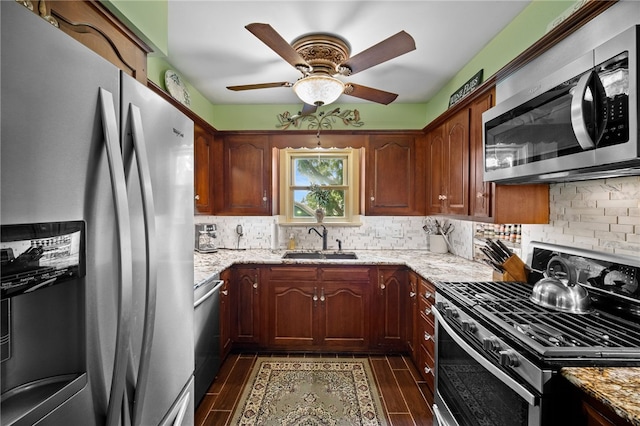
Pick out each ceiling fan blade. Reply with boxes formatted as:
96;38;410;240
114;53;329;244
341;31;416;75
301;103;318;115
245;23;310;70
227;82;292;91
345;83;398;105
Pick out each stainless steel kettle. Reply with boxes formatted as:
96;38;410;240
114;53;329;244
530;256;592;314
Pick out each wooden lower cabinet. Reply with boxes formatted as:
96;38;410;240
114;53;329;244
417;277;437;403
219;269;232;360
374;266;409;351
265;265;372;351
231;266;262;347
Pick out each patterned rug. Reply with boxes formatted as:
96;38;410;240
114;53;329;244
230;357;388;425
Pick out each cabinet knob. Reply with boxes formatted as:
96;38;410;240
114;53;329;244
253;275;258;289
441;195;448;200
194;194;200;200
424;307;432;316
409;291;416;298
424;332;432;341
424;291;433;300
320;288;325;302
221;290;228;296
476;192;486;198
424;366;432;375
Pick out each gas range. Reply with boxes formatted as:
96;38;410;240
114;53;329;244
433;242;640;398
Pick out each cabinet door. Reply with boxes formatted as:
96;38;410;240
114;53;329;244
194;123;213;214
407;272;419;363
222;135;271;215
266;266;319;349
374;266;408;351
426;125;446;214
219;269;232;360
366;135;424;215
320;281;370;350
232;267;261;346
444;108;470;215
469;88;495;218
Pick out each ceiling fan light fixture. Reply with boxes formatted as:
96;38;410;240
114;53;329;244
293;75;345;106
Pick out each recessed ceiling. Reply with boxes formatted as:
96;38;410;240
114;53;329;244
167;1;531;106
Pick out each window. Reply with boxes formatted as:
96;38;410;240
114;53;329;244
280;148;360;224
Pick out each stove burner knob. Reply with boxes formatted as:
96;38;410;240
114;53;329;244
482;336;501;352
462;320;477;333
436;301;448;311
445;307;459;318
499;350;520;367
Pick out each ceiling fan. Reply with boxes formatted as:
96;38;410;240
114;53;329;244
227;23;416;114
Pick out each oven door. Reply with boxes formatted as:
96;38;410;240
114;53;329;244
432;307;541;426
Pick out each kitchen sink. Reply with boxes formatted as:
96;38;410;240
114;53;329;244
282;251;357;260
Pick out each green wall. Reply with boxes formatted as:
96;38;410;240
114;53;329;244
108;0;580;131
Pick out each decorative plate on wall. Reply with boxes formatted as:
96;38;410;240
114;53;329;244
165;70;191;107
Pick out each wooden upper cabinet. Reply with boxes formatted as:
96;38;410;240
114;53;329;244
445;109;470;215
220;135;271;215
427;110;469;215
194;123;214;214
31;0;151;83
366;134;425;215
427;125;445;215
469;88;495;218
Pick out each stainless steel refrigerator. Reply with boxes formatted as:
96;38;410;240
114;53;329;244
1;2;195;425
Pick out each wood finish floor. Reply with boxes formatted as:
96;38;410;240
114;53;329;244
195;353;434;426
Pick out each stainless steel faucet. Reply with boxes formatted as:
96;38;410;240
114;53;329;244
308;225;328;250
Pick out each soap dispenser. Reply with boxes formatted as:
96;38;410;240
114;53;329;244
287;233;296;250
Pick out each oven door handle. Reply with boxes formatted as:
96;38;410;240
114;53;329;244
433;306;538;406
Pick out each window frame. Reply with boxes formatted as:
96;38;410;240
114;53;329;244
279;148;360;225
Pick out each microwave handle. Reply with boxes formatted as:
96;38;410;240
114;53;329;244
570;70;607;149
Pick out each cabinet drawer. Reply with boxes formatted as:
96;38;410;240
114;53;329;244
419;344;435;394
420;315;435;354
419;293;434;320
320;267;371;281
267;266;318;281
419;279;435;306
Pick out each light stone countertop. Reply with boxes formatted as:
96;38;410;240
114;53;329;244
562;367;640;425
193;249;640;423
193;248;495;286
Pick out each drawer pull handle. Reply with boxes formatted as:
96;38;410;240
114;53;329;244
424;291;433;300
424;332;432;341
424;366;432;375
409;291;416;298
424;307;432;316
221;290;228;296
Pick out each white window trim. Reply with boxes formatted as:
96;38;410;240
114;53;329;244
279;148;360;225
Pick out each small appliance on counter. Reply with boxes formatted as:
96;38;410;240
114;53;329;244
195;223;217;253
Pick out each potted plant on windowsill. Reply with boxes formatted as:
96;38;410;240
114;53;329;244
308;183;330;223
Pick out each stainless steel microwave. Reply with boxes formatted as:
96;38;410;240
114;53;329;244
482;25;638;183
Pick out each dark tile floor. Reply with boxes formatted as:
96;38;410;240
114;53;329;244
195;352;434;426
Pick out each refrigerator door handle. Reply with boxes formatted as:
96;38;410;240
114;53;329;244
128;103;159;426
99;88;134;426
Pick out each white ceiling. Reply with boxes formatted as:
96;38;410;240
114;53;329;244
166;1;531;106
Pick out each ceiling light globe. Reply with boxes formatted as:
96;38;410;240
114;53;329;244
293;75;345;106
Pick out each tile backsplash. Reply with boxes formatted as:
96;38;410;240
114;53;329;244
194;215;474;257
520;176;640;260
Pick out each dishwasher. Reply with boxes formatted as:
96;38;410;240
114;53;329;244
193;274;224;406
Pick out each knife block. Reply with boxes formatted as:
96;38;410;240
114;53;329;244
500;255;529;282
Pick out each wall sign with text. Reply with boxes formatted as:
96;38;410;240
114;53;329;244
448;70;483;108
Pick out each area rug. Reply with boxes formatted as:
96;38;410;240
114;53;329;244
230;357;388;425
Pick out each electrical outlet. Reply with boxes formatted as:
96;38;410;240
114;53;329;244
393;228;403;238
